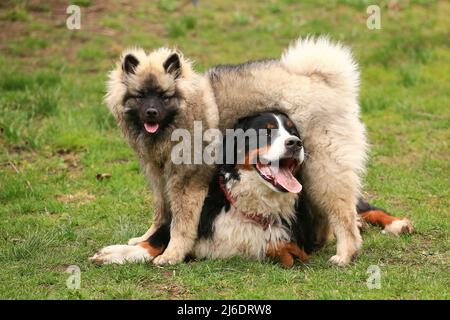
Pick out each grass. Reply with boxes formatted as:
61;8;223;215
0;0;449;300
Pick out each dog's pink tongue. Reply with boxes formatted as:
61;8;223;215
274;167;302;193
144;123;159;133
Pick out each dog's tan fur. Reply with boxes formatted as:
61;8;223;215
106;37;367;266
105;48;218;265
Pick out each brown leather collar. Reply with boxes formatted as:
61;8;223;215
218;175;273;230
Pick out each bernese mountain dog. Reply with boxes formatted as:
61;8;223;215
190;111;314;266
91;112;413;267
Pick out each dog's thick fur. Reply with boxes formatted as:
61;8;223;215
206;37;367;265
105;48;219;265
191;112;313;266
106;37;367;266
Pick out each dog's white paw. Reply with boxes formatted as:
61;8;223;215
153;251;184;266
89;244;152;265
329;254;352;267
127;236;145;245
382;218;414;236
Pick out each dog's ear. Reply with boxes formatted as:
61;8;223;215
163;53;181;79
122;54;139;74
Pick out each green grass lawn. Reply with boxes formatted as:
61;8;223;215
0;0;448;299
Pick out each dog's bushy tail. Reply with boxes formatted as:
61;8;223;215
280;36;359;96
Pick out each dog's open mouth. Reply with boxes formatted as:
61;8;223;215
255;158;302;193
144;122;160;134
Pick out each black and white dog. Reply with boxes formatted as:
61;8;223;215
191;111;314;266
91;112;315;267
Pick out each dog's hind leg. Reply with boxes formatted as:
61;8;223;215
357;198;414;236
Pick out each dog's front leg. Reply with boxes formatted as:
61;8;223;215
153;171;210;265
128;165;167;245
328;205;361;266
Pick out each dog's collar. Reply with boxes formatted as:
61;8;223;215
218;175;273;230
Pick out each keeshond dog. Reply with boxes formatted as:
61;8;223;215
104;48;219;265
101;37;412;266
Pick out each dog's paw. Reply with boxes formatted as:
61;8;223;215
89;244;152;265
382;218;414;236
90;253;116;266
127;236;145;245
153;251;184;266
90;245;125;265
329;254;352;267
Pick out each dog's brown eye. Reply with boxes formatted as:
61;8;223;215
163;96;170;103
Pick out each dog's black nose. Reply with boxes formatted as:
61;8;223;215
146;108;159;118
285;137;302;151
